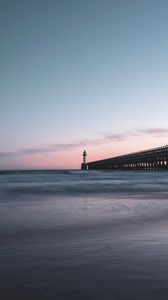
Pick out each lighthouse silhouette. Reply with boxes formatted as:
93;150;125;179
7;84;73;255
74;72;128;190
81;150;87;170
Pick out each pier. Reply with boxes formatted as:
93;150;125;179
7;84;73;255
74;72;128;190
81;145;168;170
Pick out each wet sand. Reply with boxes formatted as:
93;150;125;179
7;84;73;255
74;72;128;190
1;198;168;299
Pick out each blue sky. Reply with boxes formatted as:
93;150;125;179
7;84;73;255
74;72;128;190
1;0;168;169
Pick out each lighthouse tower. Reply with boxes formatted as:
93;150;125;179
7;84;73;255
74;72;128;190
81;150;87;170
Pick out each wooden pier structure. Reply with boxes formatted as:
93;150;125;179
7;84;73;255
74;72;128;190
81;145;168;170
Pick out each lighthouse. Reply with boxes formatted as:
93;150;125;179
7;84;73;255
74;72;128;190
81;150;88;170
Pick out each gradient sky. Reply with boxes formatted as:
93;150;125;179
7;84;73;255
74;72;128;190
1;0;168;169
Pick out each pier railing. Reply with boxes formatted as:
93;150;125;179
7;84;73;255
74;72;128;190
86;145;168;170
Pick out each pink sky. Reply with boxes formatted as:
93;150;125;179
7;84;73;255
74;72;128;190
1;129;168;169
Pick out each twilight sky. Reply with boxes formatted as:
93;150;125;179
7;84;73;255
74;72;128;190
1;0;168;169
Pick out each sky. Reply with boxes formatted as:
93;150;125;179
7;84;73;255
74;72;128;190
1;0;168;169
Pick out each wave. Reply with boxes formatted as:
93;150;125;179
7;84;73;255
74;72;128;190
1;182;168;199
1;170;168;199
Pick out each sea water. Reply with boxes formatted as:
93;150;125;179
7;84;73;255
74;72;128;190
1;170;168;299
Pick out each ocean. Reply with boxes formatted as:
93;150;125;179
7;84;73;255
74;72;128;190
1;170;168;299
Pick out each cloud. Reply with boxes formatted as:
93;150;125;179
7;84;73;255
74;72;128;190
137;128;168;136
0;152;16;158
0;142;86;159
1;127;168;159
0;134;127;159
104;133;127;142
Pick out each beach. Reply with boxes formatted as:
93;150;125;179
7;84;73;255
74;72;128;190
1;170;168;299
